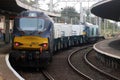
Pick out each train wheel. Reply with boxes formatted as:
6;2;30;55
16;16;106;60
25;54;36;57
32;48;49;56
71;41;73;46
64;43;66;48
61;43;63;49
67;42;68;48
54;45;57;52
72;42;74;46
68;40;71;47
76;40;79;46
49;53;53;62
73;42;75;46
65;42;68;48
63;43;67;49
79;40;81;45
58;42;61;50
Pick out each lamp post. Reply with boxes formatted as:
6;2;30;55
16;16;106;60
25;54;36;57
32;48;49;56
80;1;84;23
99;17;101;35
50;0;53;12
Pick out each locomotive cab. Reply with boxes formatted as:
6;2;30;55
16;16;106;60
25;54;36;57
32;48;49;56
10;11;54;68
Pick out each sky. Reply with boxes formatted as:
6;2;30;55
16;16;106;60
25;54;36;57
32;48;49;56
32;0;119;24
37;0;100;12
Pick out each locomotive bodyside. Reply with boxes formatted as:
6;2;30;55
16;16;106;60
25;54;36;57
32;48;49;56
53;23;72;51
85;22;99;43
54;23;62;51
10;11;54;67
71;24;87;45
60;24;72;48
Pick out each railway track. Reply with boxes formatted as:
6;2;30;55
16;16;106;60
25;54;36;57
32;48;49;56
86;49;120;80
68;45;118;80
16;47;87;80
15;43;120;80
45;47;87;80
42;70;54;80
12;46;88;80
68;45;93;80
17;68;55;80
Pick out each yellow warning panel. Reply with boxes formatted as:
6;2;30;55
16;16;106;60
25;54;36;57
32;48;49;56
0;76;3;80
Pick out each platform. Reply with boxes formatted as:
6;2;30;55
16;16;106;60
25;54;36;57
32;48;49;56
94;38;120;59
93;38;120;68
0;42;20;80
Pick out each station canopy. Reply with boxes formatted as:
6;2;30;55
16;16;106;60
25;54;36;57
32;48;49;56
0;0;25;15
91;0;120;21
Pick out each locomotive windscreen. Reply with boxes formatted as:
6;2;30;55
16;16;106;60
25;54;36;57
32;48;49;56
20;18;44;31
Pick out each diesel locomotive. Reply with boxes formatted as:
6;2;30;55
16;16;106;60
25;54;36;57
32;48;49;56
9;11;54;67
9;11;102;68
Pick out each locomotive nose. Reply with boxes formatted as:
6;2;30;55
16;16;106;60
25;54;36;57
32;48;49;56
13;36;48;51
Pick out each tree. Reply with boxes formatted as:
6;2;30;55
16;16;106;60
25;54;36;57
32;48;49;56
61;7;79;24
20;0;36;6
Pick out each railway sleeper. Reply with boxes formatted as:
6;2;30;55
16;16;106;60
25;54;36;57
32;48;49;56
95;53;120;69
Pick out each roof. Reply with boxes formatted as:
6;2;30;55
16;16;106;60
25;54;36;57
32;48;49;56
91;0;120;21
0;0;61;17
0;0;25;15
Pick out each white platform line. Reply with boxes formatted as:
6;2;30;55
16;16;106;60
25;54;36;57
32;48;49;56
93;43;120;59
5;54;25;80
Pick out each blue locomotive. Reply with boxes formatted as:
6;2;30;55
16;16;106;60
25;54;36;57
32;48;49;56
10;11;54;67
9;11;100;68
